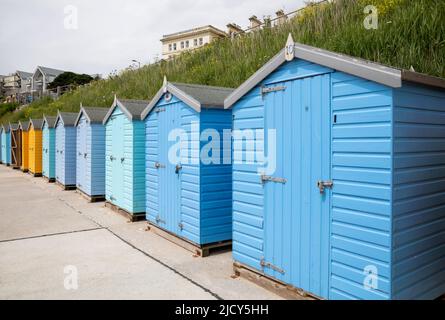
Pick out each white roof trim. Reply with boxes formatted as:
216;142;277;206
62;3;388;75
224;39;409;109
141;81;202;120
103;95;135;124
75;103;90;127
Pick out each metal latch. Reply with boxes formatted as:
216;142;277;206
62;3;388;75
156;108;166;113
110;155;115;161
261;175;287;184
178;222;184;231
155;216;166;224
260;258;285;275
155;162;165;169
317;180;333;194
261;85;286;98
175;164;182;174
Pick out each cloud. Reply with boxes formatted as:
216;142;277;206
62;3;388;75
0;0;304;77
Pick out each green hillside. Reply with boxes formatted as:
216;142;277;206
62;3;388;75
1;0;444;124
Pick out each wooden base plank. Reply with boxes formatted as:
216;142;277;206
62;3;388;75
233;262;318;300
146;223;232;257
104;201;145;222
55;181;76;190
21;168;28;173
43;176;56;183
29;171;42;177
76;189;105;203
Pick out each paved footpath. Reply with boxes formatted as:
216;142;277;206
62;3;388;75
0;166;281;300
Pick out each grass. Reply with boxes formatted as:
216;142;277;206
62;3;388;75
1;0;444;124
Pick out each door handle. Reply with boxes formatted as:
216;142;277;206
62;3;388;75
317;180;333;194
84;153;87;158
121;157;125;163
110;155;115;161
175;164;182;174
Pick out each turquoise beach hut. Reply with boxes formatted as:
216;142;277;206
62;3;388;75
42;115;57;182
102;96;148;220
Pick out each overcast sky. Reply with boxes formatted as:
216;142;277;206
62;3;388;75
0;0;304;77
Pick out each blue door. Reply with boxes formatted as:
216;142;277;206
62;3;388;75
42;128;48;177
263;74;331;298
110;115;125;207
156;103;182;234
76;118;87;192
55;124;64;183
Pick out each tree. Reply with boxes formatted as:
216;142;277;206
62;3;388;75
48;72;94;89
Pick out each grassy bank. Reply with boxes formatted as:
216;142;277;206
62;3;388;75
1;0;444;124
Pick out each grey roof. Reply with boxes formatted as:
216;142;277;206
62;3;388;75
141;80;234;119
1;124;9;133
28;119;43;130
18;121;29;131
103;96;150;124
224;35;445;108
75;106;108;126
16;70;33;80
9;123;19;131
42;115;57;129
56;112;78;127
37;66;65;77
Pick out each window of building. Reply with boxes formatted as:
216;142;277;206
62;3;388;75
194;39;198;47
181;41;185;49
173;43;177;51
185;40;189;48
199;38;204;46
168;44;172;51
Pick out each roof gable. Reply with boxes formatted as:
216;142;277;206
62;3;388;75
103;96;149;124
75;104;108;126
18;121;29;131
28;119;43;131
42;115;57;129
224;34;445;109
141;78;234;120
55;111;78;127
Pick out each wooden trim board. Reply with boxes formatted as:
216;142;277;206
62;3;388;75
146;222;232;257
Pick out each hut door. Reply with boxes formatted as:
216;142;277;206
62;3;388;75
156;103;182;234
262;74;331;299
43;128;48;176
77;118;88;191
111;116;125;205
11;130;17;166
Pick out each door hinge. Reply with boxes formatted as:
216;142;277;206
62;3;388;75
260;85;286;99
156;107;166;113
178;222;184;231
261;175;287;184
260;258;285;275
155;216;166;224
154;162;165;169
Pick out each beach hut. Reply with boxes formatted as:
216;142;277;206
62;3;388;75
0;125;3;164
55;111;78;189
9;123;22;169
27;119;43;176
75;105;108;201
102;97;148;220
0;124;10;166
141;80;233;255
224;36;445;300
42;115;57;182
18;121;29;172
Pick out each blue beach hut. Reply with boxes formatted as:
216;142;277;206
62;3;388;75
55;111;78;189
75;105;108;201
141;80;233;251
102;96;148;220
225;36;445;300
42;115;57;182
1;124;11;166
